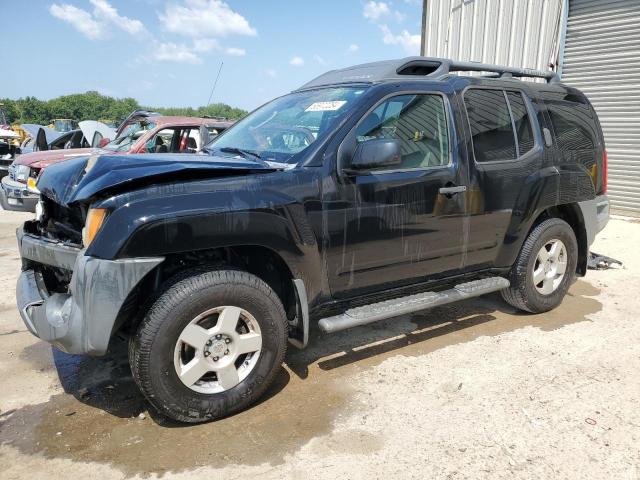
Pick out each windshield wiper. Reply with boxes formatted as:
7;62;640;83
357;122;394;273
219;147;262;160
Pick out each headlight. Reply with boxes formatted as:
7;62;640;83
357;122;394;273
82;208;109;247
15;164;30;182
27;176;40;193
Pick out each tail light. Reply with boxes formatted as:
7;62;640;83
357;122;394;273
602;149;608;194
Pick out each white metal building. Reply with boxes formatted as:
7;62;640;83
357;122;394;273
421;0;640;216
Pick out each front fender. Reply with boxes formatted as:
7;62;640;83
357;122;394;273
87;175;326;303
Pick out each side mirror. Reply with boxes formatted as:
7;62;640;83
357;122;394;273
347;138;402;172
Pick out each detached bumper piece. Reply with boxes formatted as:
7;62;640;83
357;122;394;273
318;277;510;334
16;228;163;355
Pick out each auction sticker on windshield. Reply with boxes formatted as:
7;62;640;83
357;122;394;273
305;101;347;112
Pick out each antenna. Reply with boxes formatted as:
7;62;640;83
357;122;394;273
206;61;224;107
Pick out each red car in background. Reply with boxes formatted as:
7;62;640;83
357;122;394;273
0;111;233;212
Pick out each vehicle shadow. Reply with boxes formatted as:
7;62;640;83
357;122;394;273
49;281;599;423
284;294;508;380
51;338;290;425
284;281;601;379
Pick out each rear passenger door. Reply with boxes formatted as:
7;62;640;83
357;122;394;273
462;86;545;269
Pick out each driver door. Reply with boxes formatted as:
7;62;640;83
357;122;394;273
325;89;468;298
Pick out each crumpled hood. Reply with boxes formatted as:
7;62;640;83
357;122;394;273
37;153;275;206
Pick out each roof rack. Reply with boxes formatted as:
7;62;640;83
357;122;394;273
298;56;560;90
438;59;559;82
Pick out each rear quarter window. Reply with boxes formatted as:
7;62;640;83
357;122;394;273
540;90;599;168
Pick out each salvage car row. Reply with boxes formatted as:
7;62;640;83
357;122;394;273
0;111;233;211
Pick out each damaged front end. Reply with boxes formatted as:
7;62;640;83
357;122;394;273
17;152;274;355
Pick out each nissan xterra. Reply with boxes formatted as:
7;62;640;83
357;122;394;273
15;58;609;423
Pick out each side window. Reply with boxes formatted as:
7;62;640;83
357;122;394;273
546;103;595;152
355;94;450;169
464;89;516;162
506;91;535;156
465;89;537;162
146;128;176;153
182;129;199;153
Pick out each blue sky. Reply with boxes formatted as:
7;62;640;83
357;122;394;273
2;0;423;111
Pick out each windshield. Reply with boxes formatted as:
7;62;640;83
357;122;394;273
103;121;156;152
205;86;367;163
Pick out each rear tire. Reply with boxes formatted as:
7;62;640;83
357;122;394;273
129;269;288;423
501;218;577;313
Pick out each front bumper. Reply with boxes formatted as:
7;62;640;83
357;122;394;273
1;176;38;212
16;227;163;355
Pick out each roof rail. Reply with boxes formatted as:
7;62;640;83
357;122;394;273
442;59;560;83
297;56;560;90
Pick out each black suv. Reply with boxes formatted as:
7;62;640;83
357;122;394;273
15;58;609;423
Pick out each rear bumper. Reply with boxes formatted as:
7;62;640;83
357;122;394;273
578;194;610;247
16;227;163;355
1;176;38;212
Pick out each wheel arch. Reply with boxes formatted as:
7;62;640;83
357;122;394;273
111;244;304;344
528;203;588;276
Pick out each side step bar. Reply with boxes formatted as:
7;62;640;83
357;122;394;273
318;277;510;334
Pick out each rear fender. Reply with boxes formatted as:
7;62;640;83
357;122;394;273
495;164;594;268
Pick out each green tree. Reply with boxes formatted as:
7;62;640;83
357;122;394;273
1;92;247;127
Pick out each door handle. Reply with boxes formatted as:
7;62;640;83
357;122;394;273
439;185;467;196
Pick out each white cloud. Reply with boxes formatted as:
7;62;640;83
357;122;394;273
159;0;256;39
153;42;202;64
50;1;146;39
89;0;146;35
49;4;105;40
289;56;305;66
347;43;360;53
363;1;391;21
151;38;242;64
50;0;253;64
380;25;421;54
225;47;246;56
265;68;277;78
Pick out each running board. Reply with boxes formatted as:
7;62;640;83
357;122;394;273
318;277;510;334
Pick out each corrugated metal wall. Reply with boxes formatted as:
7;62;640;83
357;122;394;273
422;0;564;73
561;0;640;216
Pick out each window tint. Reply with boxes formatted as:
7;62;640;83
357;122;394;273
465;89;516;162
355;94;449;169
546;102;595;152
506;91;535;156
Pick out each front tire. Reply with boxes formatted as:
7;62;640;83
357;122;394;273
129;269;288;423
501;218;578;313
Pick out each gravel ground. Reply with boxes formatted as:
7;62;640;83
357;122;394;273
0;208;638;480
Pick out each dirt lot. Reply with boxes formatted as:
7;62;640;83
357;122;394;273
0;208;638;480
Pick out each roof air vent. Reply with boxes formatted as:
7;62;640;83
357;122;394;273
396;61;442;76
